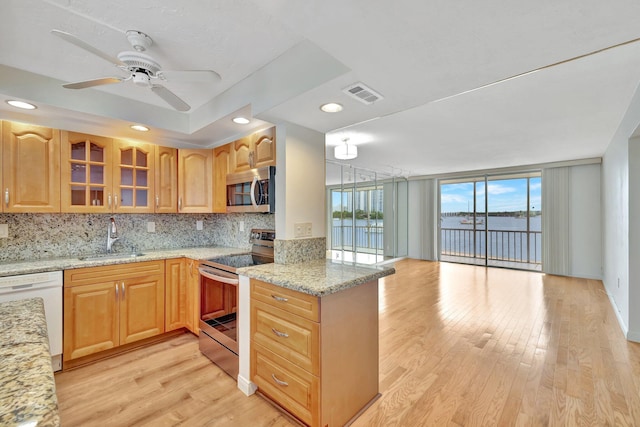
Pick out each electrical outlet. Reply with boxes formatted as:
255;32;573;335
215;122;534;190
0;224;7;239
147;221;155;233
196;220;203;231
294;222;312;237
239;220;245;232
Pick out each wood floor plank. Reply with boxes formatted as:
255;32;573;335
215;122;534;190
54;259;640;426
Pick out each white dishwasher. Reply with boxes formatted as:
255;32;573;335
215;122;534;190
0;270;63;371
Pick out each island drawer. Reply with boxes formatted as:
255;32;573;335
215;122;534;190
251;279;319;322
251;299;319;375
251;343;318;426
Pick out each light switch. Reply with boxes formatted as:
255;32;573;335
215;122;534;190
239;220;245;232
196;220;203;231
147;221;155;233
0;224;7;239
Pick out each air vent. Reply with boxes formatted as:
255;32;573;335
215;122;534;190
343;82;384;105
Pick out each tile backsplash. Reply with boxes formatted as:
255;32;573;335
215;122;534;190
0;213;274;262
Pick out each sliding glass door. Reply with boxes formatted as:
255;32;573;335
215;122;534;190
439;172;542;270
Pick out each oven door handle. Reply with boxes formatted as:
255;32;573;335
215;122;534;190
198;267;239;285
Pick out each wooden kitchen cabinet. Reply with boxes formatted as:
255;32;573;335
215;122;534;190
61;131;155;213
213;144;230;213
250;278;379;427
2;121;60;212
60;131;113;212
230;126;276;173
112;139;155;213
185;259;201;335
178;149;213;213
63;261;165;362
155;146;178;213
165;258;187;332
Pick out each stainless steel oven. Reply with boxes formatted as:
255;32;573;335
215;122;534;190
198;229;275;378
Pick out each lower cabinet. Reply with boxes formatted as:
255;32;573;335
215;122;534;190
63;260;165;361
164;257;200;335
250;278;379;427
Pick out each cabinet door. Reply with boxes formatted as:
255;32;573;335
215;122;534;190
185;259;200;335
165;258;186;332
2;121;60;212
253;127;276;168
231;136;252;172
155;146;178;213
213;144;230;213
178;149;213;213
113;140;154;213
63;281;119;360
61;131;113;212
120;273;165;344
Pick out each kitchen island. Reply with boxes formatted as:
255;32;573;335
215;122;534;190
0;298;59;426
237;259;395;426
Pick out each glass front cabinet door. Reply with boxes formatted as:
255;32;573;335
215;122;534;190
113;140;154;213
61;131;113;213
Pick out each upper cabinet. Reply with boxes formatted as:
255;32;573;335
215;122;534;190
154;146;178;213
2;121;60;212
230;127;276;173
113;139;155;213
61;131;155;213
178;149;213;213
213;144;230;213
61;131;113;213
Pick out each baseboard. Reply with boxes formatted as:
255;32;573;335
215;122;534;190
627;330;640;343
605;289;630;338
237;374;257;396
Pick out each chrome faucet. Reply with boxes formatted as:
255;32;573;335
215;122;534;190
107;217;120;253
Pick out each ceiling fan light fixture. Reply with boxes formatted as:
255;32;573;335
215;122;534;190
232;117;250;124
6;100;37;110
320;102;343;113
130;124;149;132
334;139;358;160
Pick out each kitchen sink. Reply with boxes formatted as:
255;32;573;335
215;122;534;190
77;253;146;261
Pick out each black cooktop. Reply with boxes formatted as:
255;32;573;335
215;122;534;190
206;254;256;269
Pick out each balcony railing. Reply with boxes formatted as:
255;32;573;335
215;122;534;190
441;228;541;264
331;223;383;253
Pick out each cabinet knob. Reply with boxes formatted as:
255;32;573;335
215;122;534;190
156;195;160;210
108;194;112;209
4;188;8;208
178;197;182;211
115;283;119;298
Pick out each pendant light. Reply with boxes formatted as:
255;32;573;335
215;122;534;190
334;138;358;160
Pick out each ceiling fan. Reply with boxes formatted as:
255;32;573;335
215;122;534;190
51;29;221;111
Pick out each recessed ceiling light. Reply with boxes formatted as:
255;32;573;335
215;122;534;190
232;117;250;124
320;102;343;113
130;124;149;132
6;100;37;110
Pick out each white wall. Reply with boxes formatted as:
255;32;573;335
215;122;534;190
274;122;326;240
568;164;602;279
602;84;640;340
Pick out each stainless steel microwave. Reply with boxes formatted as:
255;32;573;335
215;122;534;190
226;166;275;213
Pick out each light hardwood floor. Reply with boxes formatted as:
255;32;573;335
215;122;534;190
55;259;640;426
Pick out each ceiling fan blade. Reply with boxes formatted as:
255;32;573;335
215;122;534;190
150;85;191;111
158;69;221;83
63;77;125;89
51;29;127;67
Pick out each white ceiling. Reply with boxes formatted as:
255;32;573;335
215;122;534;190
2;0;640;183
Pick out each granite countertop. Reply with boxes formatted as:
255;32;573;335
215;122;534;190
237;258;395;296
0;246;250;278
0;298;59;427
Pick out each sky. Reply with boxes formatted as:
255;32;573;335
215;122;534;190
441;177;541;213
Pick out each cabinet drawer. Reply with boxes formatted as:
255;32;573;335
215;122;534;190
251;343;318;426
251;279;319;321
251;300;319;375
